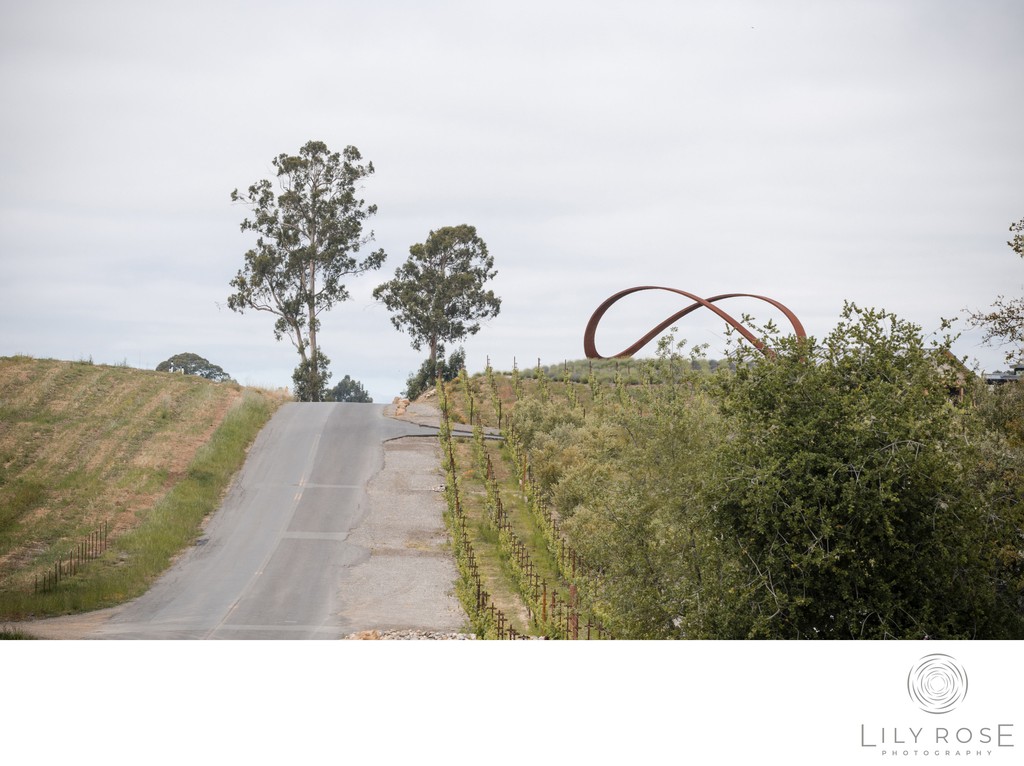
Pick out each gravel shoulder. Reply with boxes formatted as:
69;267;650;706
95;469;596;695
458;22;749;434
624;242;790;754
333;431;468;636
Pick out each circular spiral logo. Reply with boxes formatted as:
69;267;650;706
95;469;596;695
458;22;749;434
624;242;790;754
907;654;968;714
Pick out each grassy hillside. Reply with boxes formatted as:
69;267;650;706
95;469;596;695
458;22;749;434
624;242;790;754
0;356;285;617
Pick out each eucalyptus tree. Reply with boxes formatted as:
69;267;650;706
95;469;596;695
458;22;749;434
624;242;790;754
373;224;500;378
227;141;386;401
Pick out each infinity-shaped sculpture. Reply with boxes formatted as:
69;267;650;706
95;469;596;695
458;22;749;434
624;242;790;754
583;286;807;359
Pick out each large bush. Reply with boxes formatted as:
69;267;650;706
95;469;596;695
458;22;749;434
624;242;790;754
405;347;465;400
520;304;1024;638
713;304;1023;638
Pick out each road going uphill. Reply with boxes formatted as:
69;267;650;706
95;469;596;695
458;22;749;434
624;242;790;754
88;402;466;639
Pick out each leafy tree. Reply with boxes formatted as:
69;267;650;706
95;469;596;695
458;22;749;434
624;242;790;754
327;374;373;403
713;303;1022;638
968;379;1024;622
227;140;386;401
968;217;1024;364
155;352;231;382
373;224;500;373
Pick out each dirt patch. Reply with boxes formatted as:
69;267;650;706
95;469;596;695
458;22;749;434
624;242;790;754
6;605;125;640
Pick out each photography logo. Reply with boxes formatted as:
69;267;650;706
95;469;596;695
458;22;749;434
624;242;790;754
859;652;1015;758
907;654;968;715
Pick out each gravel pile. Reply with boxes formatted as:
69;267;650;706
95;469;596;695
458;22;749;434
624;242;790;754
344;629;477;640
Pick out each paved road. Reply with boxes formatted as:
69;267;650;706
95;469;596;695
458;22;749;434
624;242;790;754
87;402;464;639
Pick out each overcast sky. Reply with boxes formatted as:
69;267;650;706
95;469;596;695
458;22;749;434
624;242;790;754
2;0;1022;401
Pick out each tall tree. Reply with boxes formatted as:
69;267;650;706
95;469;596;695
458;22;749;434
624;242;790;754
227;141;386;401
373;224;500;375
968;217;1024;364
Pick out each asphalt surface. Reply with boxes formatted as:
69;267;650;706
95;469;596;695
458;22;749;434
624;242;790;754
73;402;467;639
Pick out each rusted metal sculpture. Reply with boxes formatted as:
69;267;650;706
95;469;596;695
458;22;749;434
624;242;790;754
584;286;806;359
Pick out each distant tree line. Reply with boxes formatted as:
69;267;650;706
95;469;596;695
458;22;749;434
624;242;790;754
156;353;231;382
326;375;372;403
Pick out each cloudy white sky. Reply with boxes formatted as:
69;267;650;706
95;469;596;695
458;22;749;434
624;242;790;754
2;0;1022;401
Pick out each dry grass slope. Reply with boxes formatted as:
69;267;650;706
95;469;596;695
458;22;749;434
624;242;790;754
0;356;280;602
